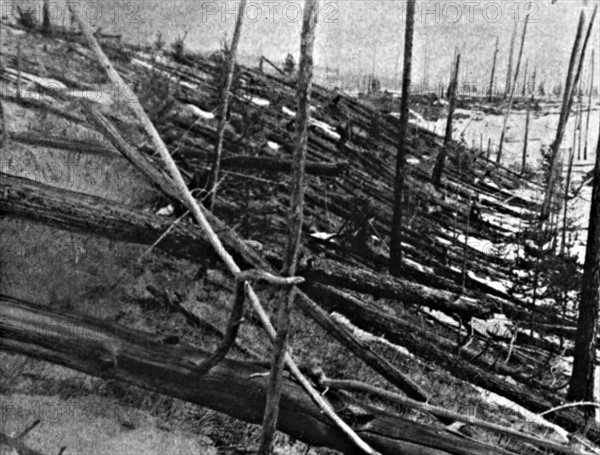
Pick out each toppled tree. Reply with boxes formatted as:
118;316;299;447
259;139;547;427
390;0;416;276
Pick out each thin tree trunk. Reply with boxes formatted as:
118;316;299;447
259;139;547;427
487;138;492;160
497;13;530;164
258;2;318;453
432;54;460;188
567;125;600;409
208;0;247;211
17;41;22;99
585;49;595;161
560;147;575;256
578;81;584;161
446;46;458;99
390;0;416;276
488;37;499;102
505;22;518;99
42;0;51;33
541;7;596;220
522;59;529;97
522;102;531;173
522;67;536;174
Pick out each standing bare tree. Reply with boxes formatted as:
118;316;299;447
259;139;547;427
390;0;416;277
432;53;460;188
584;49;595;161
568;126;600;408
497;13;530;164
505;22;517;98
541;7;596;220
257;1;318;453
488;37;499;102
522;67;536;173
208;0;248;211
42;0;51;33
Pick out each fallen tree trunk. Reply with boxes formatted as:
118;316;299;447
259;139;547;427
0;172;209;262
0;173;442;420
303;283;600;443
3;173;595;443
221;155;347;177
304;258;495;319
0;294;513;455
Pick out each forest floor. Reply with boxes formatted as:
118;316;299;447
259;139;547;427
1;14;600;455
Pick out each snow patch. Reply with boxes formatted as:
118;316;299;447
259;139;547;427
249;96;270;107
184;104;215;120
310;232;337;241
332;313;414;358
421;308;459;328
282;106;296;117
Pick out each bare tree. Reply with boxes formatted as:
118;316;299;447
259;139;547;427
496;13;530;164
488;37;499;102
521;67;536;173
432;53;460;188
505;22;517;98
541;7;596;220
390;0;416;276
567;126;600;409
257;1;318;453
208;0;248;211
584;49;595;161
42;0;51;33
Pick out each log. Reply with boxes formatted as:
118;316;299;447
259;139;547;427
303;283;600;443
221;155;347;177
3;174;594;442
304;258;495;320
0;172;440;422
0;172;209;262
0;294;512;455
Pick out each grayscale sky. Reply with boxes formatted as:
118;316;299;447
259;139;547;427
18;0;599;89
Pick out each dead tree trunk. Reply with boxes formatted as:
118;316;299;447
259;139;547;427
390;0;416;276
0;295;504;455
42;0;51;33
505;22;518;99
521;67;536;174
578;81;584;161
208;0;247;211
567;127;600;408
585;49;595;161
521;59;529;97
497;14;530;164
258;2;318;453
541;8;596;220
488;37;499;102
560;146;575;256
432;54;460;188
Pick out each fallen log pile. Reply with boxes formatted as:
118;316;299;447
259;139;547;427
1;22;597;454
0;294;514;455
2;172;596;446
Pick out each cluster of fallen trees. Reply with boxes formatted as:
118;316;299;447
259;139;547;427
2;172;597;452
1;15;598;455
